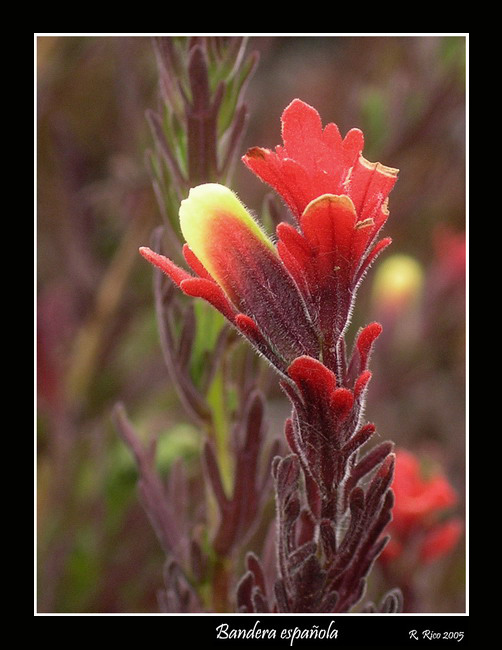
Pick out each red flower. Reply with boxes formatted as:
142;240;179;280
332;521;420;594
140;100;398;378
419;519;464;563
381;449;462;564
244;99;399;355
242;99;397;222
432;226;466;293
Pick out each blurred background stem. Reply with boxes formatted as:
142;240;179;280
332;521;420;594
66;210;155;410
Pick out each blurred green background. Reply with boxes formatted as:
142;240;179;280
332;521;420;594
37;35;466;613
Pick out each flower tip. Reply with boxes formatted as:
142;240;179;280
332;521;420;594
179;183;234;221
242;146;268;162
287;355;338;394
139;246;155;262
369;321;384;337
283;97;316;117
179;183;243;229
178;183;241;273
359;156;399;178
138;245;169;270
138;246;193;286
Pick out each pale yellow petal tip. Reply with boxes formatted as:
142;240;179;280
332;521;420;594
179;182;274;256
303;193;357;216
360;155;399;177
179;183;244;233
182;182;234;207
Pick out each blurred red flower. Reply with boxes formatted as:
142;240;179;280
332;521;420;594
381;449;463;564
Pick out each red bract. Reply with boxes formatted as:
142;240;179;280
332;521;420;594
285;356;354;501
244;99;398;353
380;449;462;564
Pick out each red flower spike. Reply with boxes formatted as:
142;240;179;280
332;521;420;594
137;97;402;613
140;185;325;374
143;100;398;383
244;101;397;347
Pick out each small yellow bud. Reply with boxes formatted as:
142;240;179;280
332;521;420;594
372;253;424;314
